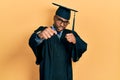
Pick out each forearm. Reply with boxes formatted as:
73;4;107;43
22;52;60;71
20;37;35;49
71;31;87;62
72;37;87;62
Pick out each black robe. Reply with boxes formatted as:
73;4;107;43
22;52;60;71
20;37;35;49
29;26;87;80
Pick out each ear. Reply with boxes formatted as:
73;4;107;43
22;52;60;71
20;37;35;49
53;15;56;21
53;15;57;23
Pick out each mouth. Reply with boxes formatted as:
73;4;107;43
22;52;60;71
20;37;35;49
56;26;65;31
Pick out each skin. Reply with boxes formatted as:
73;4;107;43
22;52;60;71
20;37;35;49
38;15;76;44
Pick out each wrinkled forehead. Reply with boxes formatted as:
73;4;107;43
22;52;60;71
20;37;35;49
55;15;69;21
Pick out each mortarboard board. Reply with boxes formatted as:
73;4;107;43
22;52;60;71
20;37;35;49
52;3;78;31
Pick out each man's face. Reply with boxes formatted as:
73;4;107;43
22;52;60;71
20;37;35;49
54;15;69;32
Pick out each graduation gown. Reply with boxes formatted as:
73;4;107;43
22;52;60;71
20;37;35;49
29;26;87;80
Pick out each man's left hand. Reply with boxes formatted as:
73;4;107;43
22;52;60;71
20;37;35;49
65;33;76;44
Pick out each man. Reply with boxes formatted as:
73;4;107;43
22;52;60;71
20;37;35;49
29;3;87;80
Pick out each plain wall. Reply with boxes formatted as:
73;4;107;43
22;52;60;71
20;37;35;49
0;0;120;80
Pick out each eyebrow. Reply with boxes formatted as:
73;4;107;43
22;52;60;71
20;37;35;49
56;16;69;22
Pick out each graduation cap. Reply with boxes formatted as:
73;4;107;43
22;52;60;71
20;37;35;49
52;3;78;31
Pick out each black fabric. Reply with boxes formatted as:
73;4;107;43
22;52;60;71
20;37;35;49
29;26;87;80
56;6;71;20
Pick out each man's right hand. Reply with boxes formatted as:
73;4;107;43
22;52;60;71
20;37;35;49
37;27;57;39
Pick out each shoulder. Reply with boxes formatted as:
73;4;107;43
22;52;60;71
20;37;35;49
64;29;77;34
64;29;72;33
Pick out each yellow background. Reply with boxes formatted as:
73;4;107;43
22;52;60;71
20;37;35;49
0;0;119;80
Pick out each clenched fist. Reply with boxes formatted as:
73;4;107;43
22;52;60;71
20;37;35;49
65;33;76;44
38;27;57;39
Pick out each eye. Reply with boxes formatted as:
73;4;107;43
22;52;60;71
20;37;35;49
64;21;69;23
57;18;63;22
55;16;69;25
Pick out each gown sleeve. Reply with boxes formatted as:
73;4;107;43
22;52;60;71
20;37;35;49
72;31;87;62
29;26;46;65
